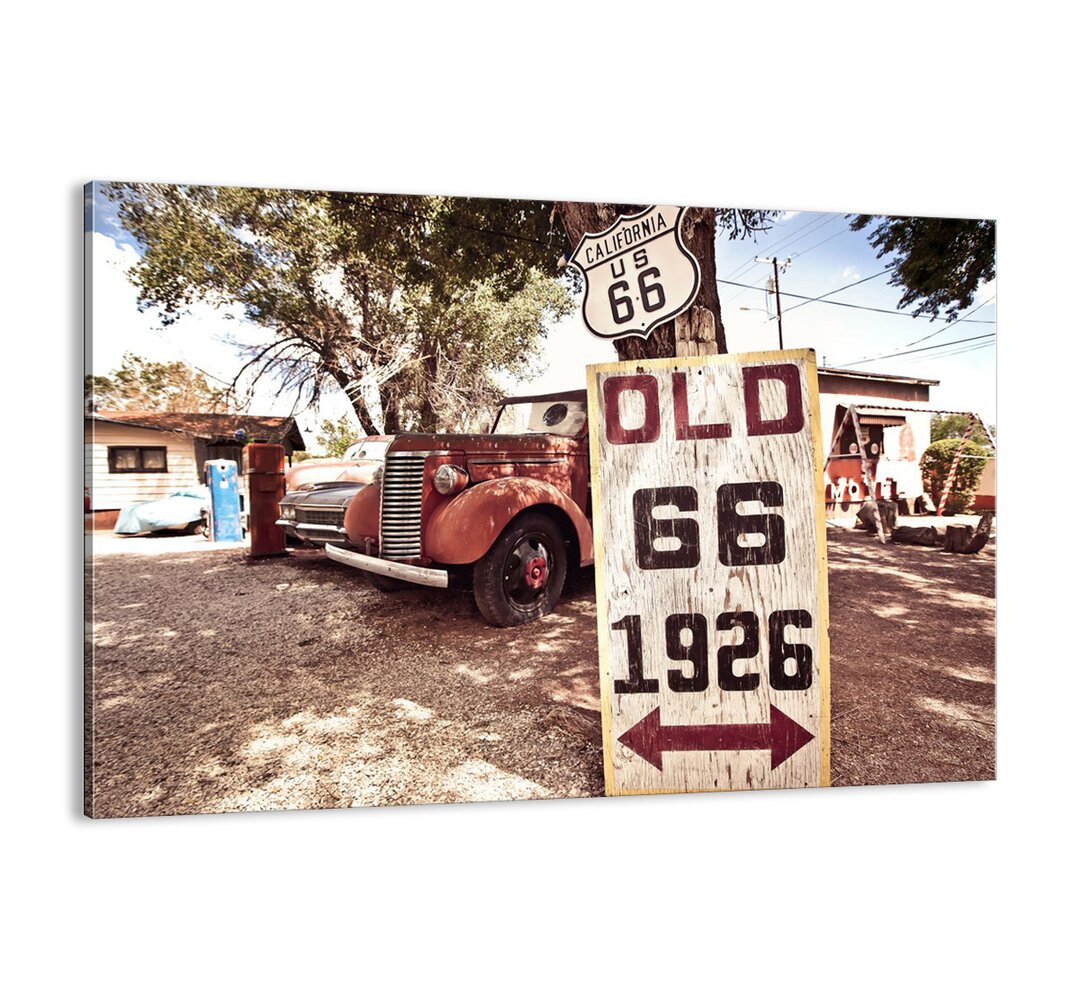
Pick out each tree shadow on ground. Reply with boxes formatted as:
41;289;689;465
87;527;995;816
88;548;603;817
826;527;995;786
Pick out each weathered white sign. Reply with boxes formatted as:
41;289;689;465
568;206;701;341
586;349;830;794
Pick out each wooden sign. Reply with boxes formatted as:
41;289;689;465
568;206;701;341
586;349;830;795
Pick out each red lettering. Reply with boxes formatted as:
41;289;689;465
604;374;661;445
744;364;803;436
672;372;731;441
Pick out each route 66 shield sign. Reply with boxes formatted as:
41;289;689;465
568;205;701;341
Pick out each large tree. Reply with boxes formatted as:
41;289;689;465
105;185;570;434
849;215;996;322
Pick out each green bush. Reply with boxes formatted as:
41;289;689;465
920;438;989;515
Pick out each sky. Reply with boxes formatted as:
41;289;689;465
88;186;997;448
526;208;996;420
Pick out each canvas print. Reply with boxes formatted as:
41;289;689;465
84;184;995;816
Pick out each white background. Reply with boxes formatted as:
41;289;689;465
3;3;1075;996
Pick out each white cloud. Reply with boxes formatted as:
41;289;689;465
974;278;996;307
841;265;861;282
780;210;802;221
90;232;258;377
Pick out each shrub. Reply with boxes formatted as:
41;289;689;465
920;438;989;515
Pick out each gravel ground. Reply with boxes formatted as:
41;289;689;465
86;519;994;817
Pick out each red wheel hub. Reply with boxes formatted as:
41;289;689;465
524;555;548;590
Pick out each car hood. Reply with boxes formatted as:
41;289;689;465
283;481;367;508
285;458;382;491
387;432;585;457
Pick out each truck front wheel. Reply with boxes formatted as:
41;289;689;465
472;512;568;627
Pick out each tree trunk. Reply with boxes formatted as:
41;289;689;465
554;202;726;360
419;354;439;432
378;383;400;434
327;366;379;435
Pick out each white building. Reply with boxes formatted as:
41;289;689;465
817;367;938;502
85;411;305;525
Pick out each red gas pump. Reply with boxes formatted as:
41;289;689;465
243;443;287;558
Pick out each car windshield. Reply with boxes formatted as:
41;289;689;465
343;440;391;461
492;399;587;437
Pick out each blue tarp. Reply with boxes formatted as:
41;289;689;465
114;487;210;535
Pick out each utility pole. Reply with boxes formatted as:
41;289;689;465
756;256;792;350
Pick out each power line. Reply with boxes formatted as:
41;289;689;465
789;223;850;260
835;297;1000;369
721;214;842;305
837;332;996;367
783;268;891;314
765;214;841;259
720;215;846;305
720;212;830;282
899;296;997;347
906;340;996;363
901;343;991;365
717;277;996;323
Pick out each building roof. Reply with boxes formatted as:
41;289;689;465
92;411;306;450
817;366;939;387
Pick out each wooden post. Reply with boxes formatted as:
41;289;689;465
938;414;977;514
849;406;887;544
674;305;717;357
973;413;997;453
823;405;852;467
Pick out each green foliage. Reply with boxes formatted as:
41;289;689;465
316;415;359;458
85;352;229;412
920;437;989;514
392;269;573;432
849;215;995;322
104;184;571;434
930;413;995;446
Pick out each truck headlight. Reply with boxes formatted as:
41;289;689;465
433;464;468;496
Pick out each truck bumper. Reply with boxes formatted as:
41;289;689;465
325;543;449;588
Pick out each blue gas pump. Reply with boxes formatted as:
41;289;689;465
203;459;243;542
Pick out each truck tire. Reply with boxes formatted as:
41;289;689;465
472;512;567;627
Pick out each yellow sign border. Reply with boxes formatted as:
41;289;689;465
586;347;831;796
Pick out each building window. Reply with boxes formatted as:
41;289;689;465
108;446;168;474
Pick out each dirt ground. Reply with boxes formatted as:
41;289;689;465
86;518;995;817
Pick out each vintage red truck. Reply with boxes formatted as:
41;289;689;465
324;391;593;627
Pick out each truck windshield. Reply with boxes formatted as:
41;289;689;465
492;400;587;437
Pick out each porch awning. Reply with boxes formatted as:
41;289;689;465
852;408;909;427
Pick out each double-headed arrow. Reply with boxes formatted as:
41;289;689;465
618;704;814;771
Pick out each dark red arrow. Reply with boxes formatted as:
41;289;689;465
618;704;814;772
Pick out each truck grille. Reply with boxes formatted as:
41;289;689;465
380;453;427;559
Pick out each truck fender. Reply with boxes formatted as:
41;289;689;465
343;482;380;543
425;477;593;566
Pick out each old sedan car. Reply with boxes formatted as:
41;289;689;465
324;391;593;627
278;436;391;545
285;436;392;491
277;481;365;547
